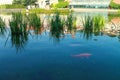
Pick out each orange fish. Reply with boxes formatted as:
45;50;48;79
72;53;92;58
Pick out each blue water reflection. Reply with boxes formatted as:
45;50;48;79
0;32;120;80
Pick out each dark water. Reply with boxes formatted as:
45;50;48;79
0;31;120;80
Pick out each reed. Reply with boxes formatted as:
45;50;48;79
82;16;93;40
50;12;65;42
9;12;28;52
9;12;27;34
11;31;28;52
0;17;6;35
82;15;105;39
28;13;42;34
66;13;77;33
93;15;105;35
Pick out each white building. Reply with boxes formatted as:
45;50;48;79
0;0;13;5
36;0;58;8
69;0;111;8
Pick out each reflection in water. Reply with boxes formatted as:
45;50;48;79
11;31;28;52
66;13;77;33
50;12;65;42
93;15;105;35
82;15;105;40
28;13;42;34
9;12;28;52
0;17;6;35
0;12;120;51
82;16;93;40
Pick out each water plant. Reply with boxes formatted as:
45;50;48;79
66;13;77;33
28;13;42;34
82;16;93;40
0;17;6;35
50;12;65;42
11;30;28;52
9;12;27;34
9;12;28;52
82;15;105;39
93;15;105;35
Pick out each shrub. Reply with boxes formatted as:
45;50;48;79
51;2;69;8
109;0;120;9
0;4;25;9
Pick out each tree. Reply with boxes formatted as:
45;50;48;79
13;0;24;4
13;0;37;6
23;0;37;6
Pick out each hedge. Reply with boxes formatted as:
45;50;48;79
0;4;25;9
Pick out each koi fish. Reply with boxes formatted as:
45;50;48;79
72;53;92;58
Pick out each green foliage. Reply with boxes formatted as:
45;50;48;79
82;16;93;40
9;12;28;52
29;8;70;14
51;2;69;8
93;15;105;35
10;12;27;34
13;0;37;6
66;13;77;33
58;0;64;2
0;17;6;35
82;15;105;39
109;0;120;9
0;4;25;9
28;13;41;34
23;0;37;6
50;12;65;42
108;13;120;21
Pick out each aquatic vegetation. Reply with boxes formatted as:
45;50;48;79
50;12;65;42
82;15;105;39
93;15;105;35
9;12;28;52
11;31;28;52
0;17;6;35
9;12;28;34
66;13;77;33
82;16;93;40
28;13;42;34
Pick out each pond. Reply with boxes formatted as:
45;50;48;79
0;11;120;80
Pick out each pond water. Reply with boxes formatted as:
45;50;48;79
0;12;120;80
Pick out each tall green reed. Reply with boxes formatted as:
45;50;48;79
50;12;65;42
0;17;6;35
9;12;28;52
82;16;93;40
66;13;77;33
82;15;105;40
93;15;105;35
28;13;42;34
9;12;28;34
